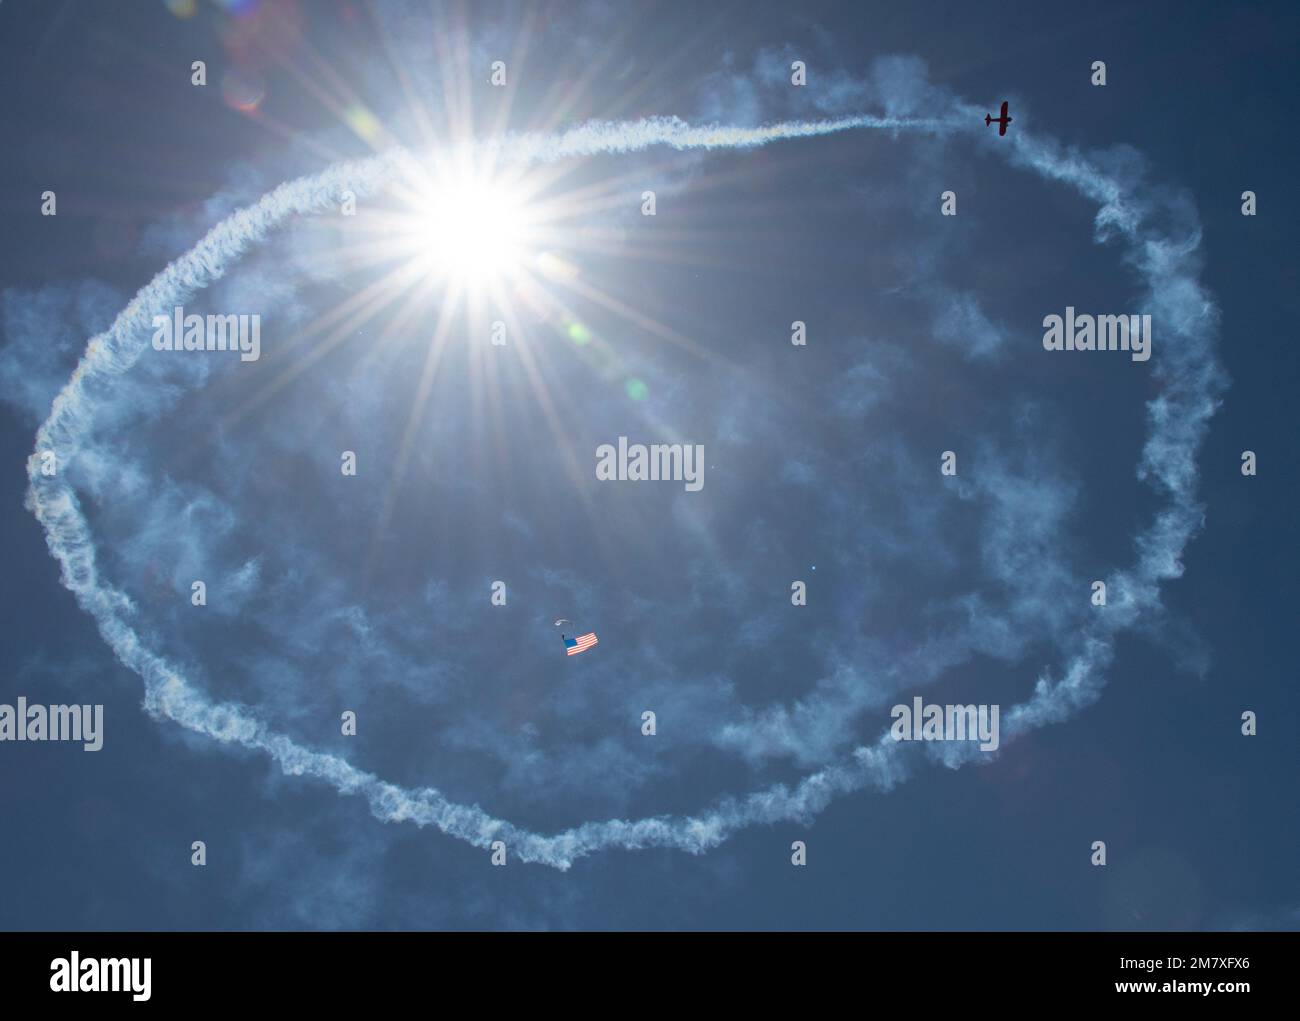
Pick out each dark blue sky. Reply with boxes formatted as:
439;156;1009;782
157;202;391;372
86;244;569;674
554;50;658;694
0;0;1296;930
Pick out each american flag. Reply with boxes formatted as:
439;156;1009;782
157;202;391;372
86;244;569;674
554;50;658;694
564;632;598;656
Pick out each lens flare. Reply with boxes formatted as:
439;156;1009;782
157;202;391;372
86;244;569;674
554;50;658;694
406;175;530;291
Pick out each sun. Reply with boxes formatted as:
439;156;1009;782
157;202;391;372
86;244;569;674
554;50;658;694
404;171;532;292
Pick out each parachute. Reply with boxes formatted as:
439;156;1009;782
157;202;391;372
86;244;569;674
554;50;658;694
552;618;596;655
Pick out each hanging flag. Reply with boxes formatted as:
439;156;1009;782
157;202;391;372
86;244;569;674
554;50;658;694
563;632;598;656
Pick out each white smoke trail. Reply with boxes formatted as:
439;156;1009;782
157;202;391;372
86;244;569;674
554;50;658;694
26;111;1222;869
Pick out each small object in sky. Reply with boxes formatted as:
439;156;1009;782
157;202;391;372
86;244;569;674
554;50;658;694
553;618;572;627
985;101;1012;135
563;632;599;656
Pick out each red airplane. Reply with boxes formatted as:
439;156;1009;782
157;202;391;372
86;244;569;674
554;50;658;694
985;101;1012;135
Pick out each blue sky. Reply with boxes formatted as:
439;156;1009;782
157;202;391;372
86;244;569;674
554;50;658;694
0;0;1296;929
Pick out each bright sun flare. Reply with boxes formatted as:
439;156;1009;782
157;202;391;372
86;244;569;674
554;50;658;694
408;175;530;289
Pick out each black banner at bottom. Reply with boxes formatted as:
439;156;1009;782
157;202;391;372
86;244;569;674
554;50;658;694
0;931;1288;1007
